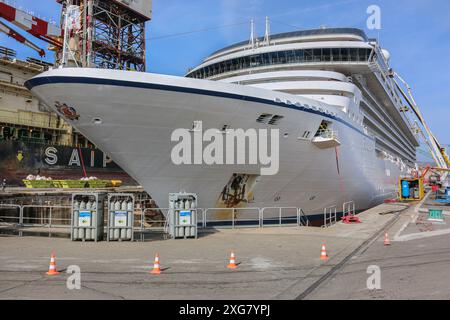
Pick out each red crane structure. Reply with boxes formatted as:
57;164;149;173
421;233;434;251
0;1;63;57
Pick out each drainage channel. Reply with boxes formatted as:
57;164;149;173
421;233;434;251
295;205;409;300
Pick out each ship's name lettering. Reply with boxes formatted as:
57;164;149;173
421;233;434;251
44;147;109;167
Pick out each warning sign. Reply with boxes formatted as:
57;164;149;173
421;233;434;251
179;211;191;225
79;211;91;227
114;211;127;227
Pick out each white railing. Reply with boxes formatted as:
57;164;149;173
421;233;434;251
323;205;337;228
342;201;355;218
260;207;299;227
203;207;260;229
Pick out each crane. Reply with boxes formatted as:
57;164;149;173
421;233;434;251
0;20;45;56
388;69;449;180
0;1;63;56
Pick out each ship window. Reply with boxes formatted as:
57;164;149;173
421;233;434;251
313;49;322;62
301;130;311;138
322;48;331;61
187;48;373;79
341;48;349;61
315;120;332;137
358;48;368;61
256;113;272;124
268;115;284;125
331;48;340;61
256;113;284;125
304;49;313;61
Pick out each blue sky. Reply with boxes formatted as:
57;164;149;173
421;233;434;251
1;0;449;161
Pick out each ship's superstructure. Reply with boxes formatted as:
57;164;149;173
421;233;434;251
186;28;419;167
26;27;420;218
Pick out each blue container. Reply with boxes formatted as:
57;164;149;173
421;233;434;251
401;180;410;198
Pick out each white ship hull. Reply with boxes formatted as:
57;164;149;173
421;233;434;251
27;68;406;219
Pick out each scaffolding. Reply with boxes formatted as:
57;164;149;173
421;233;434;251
57;0;150;71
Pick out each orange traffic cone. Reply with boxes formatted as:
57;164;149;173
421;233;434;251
45;252;60;275
227;251;238;269
384;233;391;246
320;244;328;261
150;253;162;274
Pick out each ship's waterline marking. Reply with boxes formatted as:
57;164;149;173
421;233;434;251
171;121;279;175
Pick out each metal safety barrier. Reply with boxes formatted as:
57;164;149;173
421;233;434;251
261;207;300;227
323;205;337;228
0;203;22;225
21;205;71;229
0;202;314;239
200;207;310;229
342;201;355;218
203;207;260;229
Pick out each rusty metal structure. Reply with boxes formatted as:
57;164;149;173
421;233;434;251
57;0;151;71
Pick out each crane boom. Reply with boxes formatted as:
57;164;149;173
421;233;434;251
0;1;62;48
0;20;45;56
390;70;449;183
391;73;448;169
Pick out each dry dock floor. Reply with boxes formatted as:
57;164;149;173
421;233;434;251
1;200;448;300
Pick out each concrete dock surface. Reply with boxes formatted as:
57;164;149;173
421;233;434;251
0;200;449;300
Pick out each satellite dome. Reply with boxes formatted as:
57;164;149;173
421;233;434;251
381;49;391;61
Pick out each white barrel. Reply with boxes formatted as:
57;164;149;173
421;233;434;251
120;228;126;239
121;201;127;211
80;201;86;210
86;201;92;210
191;226;196;237
110;201;115;211
126;228;132;239
109;229;114;240
127;201;133;211
179;227;184;237
114;228;120;239
73;200;80;209
114;200;120;211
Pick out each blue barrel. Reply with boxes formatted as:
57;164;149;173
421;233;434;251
401;180;410;198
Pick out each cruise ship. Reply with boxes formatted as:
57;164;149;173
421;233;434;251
25;27;419;219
